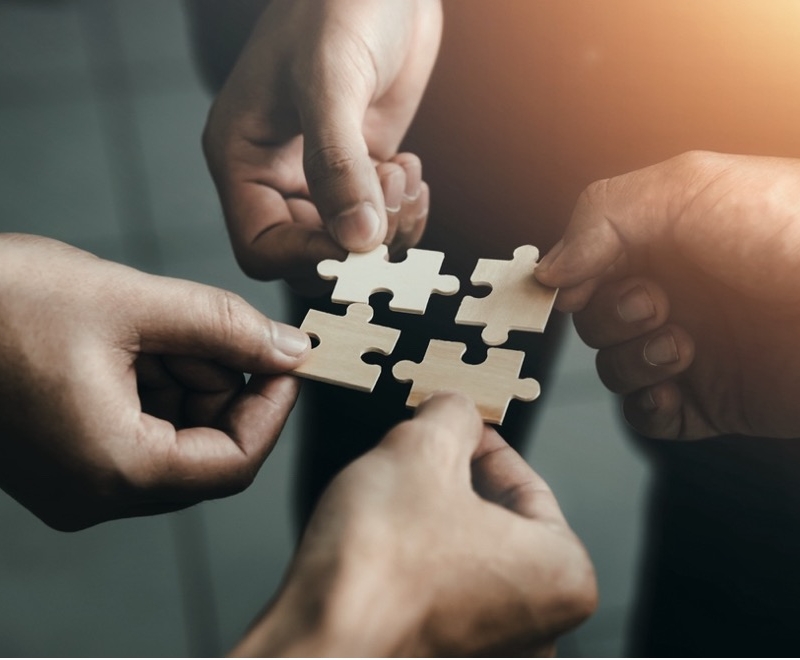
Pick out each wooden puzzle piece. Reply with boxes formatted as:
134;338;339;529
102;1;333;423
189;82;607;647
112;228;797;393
455;245;557;346
318;244;460;314
392;340;540;424
292;303;400;392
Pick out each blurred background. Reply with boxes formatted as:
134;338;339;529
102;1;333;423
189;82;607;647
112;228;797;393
0;0;676;655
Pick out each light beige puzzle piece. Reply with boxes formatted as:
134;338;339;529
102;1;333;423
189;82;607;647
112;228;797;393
318;244;460;314
392;340;540;424
455;245;557;346
292;303;400;392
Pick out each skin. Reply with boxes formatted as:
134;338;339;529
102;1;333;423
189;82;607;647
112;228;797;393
202;0;442;292
0;233;310;530
232;394;597;657
535;151;800;440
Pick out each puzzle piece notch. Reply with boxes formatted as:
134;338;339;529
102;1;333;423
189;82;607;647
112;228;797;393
455;244;557;346
292;303;400;392
392;340;540;424
318;244;460;315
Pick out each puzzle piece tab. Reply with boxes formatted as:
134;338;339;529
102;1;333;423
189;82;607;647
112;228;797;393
455;245;557;346
318;245;460;314
292;303;400;392
392;340;540;424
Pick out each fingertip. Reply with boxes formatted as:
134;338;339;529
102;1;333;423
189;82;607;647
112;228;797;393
623;381;684;440
377;162;405;213
268;320;312;361
414;391;484;445
392;152;422;201
329;202;386;251
415;391;481;422
533;239;564;284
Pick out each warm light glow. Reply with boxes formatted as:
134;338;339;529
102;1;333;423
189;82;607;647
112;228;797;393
403;0;800;263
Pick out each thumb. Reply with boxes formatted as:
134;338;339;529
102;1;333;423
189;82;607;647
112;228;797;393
131;275;310;372
535;161;683;303
297;73;387;252
379;393;485;472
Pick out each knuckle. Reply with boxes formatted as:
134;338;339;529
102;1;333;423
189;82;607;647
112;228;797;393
211;289;252;345
556;543;599;627
305;144;358;190
676;149;715;170
580;178;611;212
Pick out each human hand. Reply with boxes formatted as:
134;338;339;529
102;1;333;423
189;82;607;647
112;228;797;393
203;0;441;293
234;393;597;657
535;151;800;440
0;234;309;530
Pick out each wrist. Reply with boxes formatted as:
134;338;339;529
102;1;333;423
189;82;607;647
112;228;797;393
231;542;426;656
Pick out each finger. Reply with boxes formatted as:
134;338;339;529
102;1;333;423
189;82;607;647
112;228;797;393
573;278;670;349
163;355;243;393
229;192;347;281
162;355;245;429
129;276;310;373
377;160;406;245
136;355;182;426
206;136;347;282
471;427;567;525
297;75;387;251
132;374;300;501
595;324;695;394
622;381;685;440
379;392;484;468
391;153;426;250
394;153;423;204
535;163;681;291
391;181;429;256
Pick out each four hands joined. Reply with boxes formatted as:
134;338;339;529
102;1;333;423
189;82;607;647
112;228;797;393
5;148;800;654
4;0;800;652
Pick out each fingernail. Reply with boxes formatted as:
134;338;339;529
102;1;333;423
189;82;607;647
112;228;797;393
272;322;310;358
617;285;656;323
644;333;679;366
332;203;383;249
536;239;565;275
383;170;404;213
403;161;422;201
640;388;659;412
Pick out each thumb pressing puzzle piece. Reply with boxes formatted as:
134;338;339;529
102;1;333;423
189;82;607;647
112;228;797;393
292;303;400;392
393;340;540;424
318;244;460;314
455;245;557;345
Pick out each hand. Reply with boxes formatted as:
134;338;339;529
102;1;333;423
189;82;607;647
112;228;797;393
203;0;441;292
535;151;800;440
0;234;310;530
234;394;597;657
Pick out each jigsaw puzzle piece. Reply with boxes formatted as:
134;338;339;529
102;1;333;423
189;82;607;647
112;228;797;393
292;303;400;392
317;244;460;314
392;339;540;424
455;245;557;346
